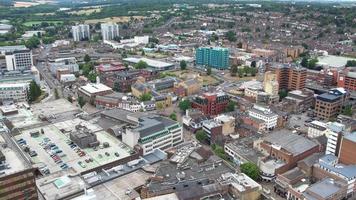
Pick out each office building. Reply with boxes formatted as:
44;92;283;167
282;89;315;113
72;24;90;41
303;178;347;200
0;83;28;103
337;68;356;91
78;82;113;104
122;115;183;155
195;47;229;69
308;121;327;138
338;132;356;165
191;92;229;116
101;23;119;41
268;64;307;91
325;122;345;156
315;88;349;120
263;71;279;96
248;104;278;130
5;49;33;71
49;57;79;75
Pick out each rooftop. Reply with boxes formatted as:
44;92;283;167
318;154;356;179
132;116;178;138
263;130;318;156
79;83;112;95
123;57;174;69
344;132;356;143
303;178;346;200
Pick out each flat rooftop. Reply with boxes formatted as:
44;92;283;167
317;55;355;69
79;83;112;95
263;130;318;156
303;178;345;200
123;57;174;69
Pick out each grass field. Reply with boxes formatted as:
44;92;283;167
23;20;63;26
85;16;145;24
68;8;102;15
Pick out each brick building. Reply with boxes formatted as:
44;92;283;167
77;82;113;104
191;92;229;116
338;133;356;165
267;64;307;91
337;68;356;91
315;88;349;120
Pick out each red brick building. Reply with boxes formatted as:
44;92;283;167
338;133;356;165
337;68;356;91
95;62;126;75
267;64;307;91
191;92;229;116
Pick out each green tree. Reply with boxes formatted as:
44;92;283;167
139;93;152;102
141;50;145;56
195;130;208;142
237;68;244;78
240;162;260;181
180;60;187;70
156;102;164;111
212;144;227;160
308;58;318;69
207;67;212;75
250;67;257;76
225;30;237;42
346;60;356;67
84;54;91;63
135;60;148;69
342;105;353;116
28;80;41;102
78;96;86;108
231;65;238;76
54;88;59;99
169;113;177;121
25;36;40;49
225;101;236;112
301;57;308;68
279;89;288;100
178;99;191;112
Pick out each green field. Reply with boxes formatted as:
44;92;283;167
23;20;63;26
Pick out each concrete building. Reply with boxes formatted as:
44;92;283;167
70;124;99;148
191;92;230;116
282;89;315;113
338;132;356;165
122;115;183;155
263;71;279;96
72;24;90;41
0;83;28;103
131;82;151;99
248;104;278;130
325;122;346;156
49;57;79;75
202;120;223;144
0;45;27;55
123;57;175;71
308;121;327;138
214;114;235;135
182;109;209;132
195;47;229;69
5;49;33;71
101;23;119;41
315;88;349;120
78;82;113;104
174;79;201;97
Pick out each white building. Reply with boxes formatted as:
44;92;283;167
325;122;345;156
72;24;90;41
122;116;183;155
5;49;33;71
101;23;119;41
49;57;79;75
60;74;76;83
103;36;149;49
248;104;278;130
22;30;45;40
307;121;327;138
0;83;28;102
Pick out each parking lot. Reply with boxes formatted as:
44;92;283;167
15;118;132;174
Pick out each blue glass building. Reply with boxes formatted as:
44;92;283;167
195;47;229;69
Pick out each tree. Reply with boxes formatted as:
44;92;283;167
301;57;308;68
225;30;237;42
141;50;145;56
54;88;59;99
169;113;177;121
240;162;260;181
156;102;164;111
135;60;148;69
279;89;288;100
84;54;91;63
225;101;236;112
195;130;208;143
78;96;86;108
238;68;244;78
25;36;40;49
178;99;191;112
180;60;187;70
231;65;238;76
212;144;227;160
139;93;152;102
28;80;41;102
207;67;212;75
346;60;356;67
308;58;318;69
342;105;353;116
250;67;257;76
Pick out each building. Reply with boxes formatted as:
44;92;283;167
78;82;113;104
214;114;235;135
69;124;99;148
315;88;349;120
182;109;209;132
325;122;346;156
195;47;229;69
0;45;27;55
251;48;276;57
131;82;151;99
5;49;33;71
101;23;119;41
123;57;175;71
95;62;125;75
256;130;320;180
191;92;230;116
282;89;315;113
263;71;279;96
72;24;90;41
268;64;307;91
248;104;278;130
202;120;223;144
174;79;201;97
122;115;183;155
0;168;38;200
308;121;327;138
0;83;28;103
49;57;79;75
337;68;356;91
338;132;356;165
303;178;347;200
59;74;76;83
104;36;149;49
284;46;304;59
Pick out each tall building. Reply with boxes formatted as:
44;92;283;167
263;71;279;96
72;24;90;41
268;64;306;91
122;115;183;155
101;23;119;41
0;83;28;103
337;68;356;91
191;92;229;116
315;88;349;120
5;49;33;71
338;132;356;165
195;47;229;69
325;122;345;156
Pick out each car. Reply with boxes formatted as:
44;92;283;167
105;152;110;156
88;158;93;162
79;152;85;157
98;154;103;159
51;146;59;150
55;150;63;154
114;152;120;157
55;160;63;164
78;161;86;168
60;163;68;169
29;151;38;157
